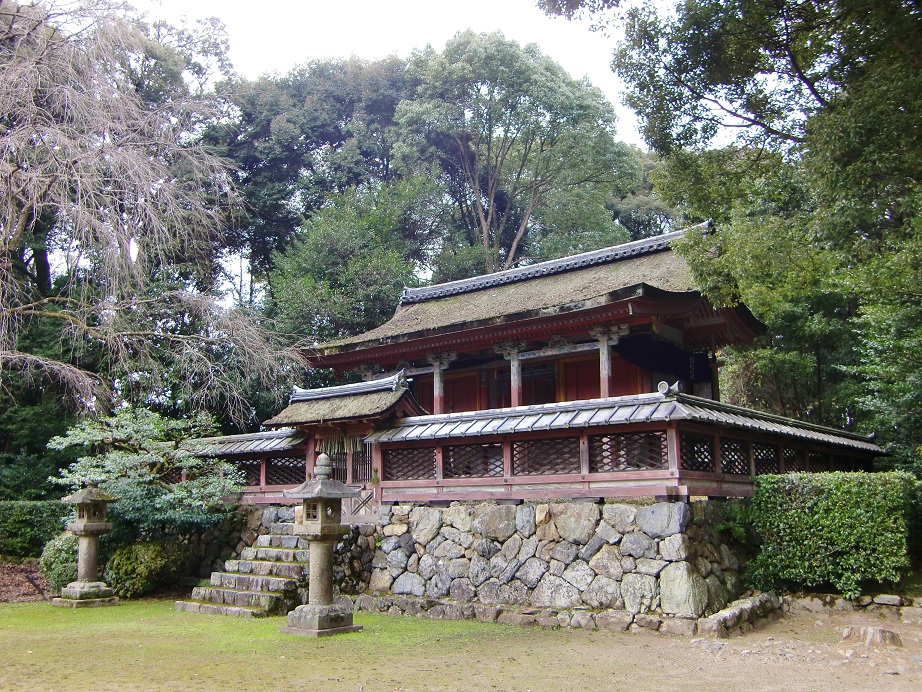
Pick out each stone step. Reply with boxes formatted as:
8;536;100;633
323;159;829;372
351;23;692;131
209;572;297;592
174;600;268;618
190;586;298;614
239;546;310;563
255;534;310;549
224;559;309;580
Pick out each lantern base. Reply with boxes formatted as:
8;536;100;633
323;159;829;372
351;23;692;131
52;581;119;608
278;596;361;637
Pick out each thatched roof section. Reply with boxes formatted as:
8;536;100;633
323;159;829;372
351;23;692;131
263;372;426;428
319;231;696;356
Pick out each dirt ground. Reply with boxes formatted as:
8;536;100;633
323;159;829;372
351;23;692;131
2;562;921;690
0;562;48;603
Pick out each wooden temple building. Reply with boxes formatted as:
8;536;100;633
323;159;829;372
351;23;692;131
201;230;881;515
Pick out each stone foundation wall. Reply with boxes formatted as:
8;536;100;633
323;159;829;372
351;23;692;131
362;500;749;628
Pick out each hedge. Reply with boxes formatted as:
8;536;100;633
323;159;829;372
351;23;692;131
749;472;918;598
0;500;70;557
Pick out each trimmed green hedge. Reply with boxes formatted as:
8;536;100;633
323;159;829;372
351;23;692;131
104;540;188;598
0;500;70;557
749;472;918;598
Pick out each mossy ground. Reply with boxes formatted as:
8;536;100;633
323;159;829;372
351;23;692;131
1;599;920;690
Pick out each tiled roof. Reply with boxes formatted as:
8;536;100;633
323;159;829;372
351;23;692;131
367;391;882;454
290;372;404;402
193;428;307;457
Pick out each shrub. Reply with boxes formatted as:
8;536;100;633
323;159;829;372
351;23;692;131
0;501;70;557
749;472;918;598
39;532;78;593
103;540;187;598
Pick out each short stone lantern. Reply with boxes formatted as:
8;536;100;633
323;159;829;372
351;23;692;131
278;453;362;636
52;484;119;608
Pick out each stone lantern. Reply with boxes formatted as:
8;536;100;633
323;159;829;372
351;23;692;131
278;453;362;636
52;484;119;608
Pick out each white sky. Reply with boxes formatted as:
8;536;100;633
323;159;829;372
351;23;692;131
137;0;643;146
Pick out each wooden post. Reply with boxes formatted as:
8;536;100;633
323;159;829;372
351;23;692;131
495;342;525;407
427;353;456;415
591;326;628;399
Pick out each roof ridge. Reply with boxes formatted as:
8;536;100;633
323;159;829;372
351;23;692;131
400;226;701;306
290;371;406;403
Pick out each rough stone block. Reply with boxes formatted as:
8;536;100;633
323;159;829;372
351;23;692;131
588;544;624;580
635;558;668;576
659;618;698;637
498;611;537;627
516;504;536;537
550;540;578;565
658;533;689;561
621;573;657;615
449;578;476;603
474;604;500;622
561;561;595;591
472;504;518;542
595;522;622;545
391;572;425;596
409;507;442;545
660;562;708;618
550;502;600;545
620;532;656;559
582;575;620;609
531;574;582;609
571;611;597;630
579;535;606;561
873;594;903;607
636;503;690;538
595;609;633;632
444;504;473;532
602;503;637;533
515;557;549;589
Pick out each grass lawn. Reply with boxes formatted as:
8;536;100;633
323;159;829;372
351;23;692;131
1;599;660;690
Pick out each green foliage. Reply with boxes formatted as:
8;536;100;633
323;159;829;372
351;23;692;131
748;472;917;598
39;532;78;593
397;30;633;273
103;540;187;598
48;408;243;540
714;500;753;544
0;501;69;557
269;177;445;341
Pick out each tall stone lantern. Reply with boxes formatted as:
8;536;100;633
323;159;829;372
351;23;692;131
52;484;119;608
278;453;362;636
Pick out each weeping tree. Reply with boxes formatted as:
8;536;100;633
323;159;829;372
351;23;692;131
0;1;305;427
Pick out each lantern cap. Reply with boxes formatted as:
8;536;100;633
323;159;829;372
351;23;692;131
62;484;117;505
283;478;361;500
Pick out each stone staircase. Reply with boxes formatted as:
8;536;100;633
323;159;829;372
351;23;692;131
175;523;310;618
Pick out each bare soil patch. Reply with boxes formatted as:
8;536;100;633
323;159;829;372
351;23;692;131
0;562;48;603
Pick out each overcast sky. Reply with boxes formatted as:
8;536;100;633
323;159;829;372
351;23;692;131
137;0;642;145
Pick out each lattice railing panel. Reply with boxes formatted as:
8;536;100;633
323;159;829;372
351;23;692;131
720;438;750;475
679;433;715;472
352;447;372;484
783;448;806;472
832;455;853;472
265;456;305;485
444;444;503;478
808;451;830;472
160;467;183;484
512;438;580;475
753;443;781;474
589;432;667;472
383;448;436;481
328;452;348;483
236;459;261;486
